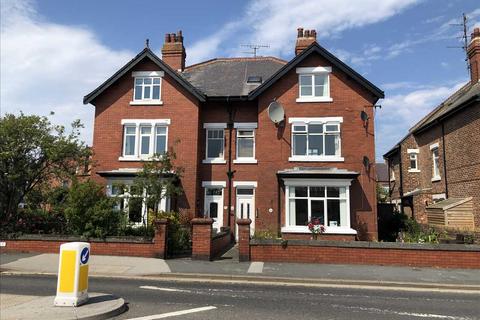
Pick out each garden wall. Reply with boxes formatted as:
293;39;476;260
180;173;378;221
250;239;480;269
0;219;168;258
191;218;232;260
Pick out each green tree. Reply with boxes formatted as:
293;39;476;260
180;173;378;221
0;113;90;221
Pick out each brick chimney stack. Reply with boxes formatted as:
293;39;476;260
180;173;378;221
295;27;317;55
468;27;480;83
161;30;186;72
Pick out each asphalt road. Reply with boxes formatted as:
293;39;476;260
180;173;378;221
1;274;479;320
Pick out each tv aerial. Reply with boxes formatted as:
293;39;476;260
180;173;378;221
267;101;285;125
241;44;269;58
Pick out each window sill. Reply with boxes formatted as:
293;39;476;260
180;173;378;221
202;159;227;164
431;176;441;182
390;179;395;182
296;97;333;103
408;169;420;173
129;100;163;106
288;156;344;162
233;159;258;164
281;226;357;235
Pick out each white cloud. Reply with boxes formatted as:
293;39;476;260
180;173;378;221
187;0;420;64
375;81;466;159
1;0;133;144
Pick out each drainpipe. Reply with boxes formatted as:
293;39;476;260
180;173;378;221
226;97;236;234
440;121;449;198
398;145;405;216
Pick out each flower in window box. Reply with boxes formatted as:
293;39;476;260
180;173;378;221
308;217;325;240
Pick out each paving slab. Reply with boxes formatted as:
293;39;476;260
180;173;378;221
0;292;126;320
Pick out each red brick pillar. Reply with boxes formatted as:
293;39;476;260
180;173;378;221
153;219;168;259
236;218;251;262
191;218;213;260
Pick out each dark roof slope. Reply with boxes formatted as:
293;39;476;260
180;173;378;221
376;163;389;182
83;48;205;104
249;42;385;100
182;57;286;97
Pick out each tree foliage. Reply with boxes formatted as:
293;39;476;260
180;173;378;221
0;113;91;220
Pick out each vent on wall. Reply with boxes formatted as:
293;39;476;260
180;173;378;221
247;76;262;84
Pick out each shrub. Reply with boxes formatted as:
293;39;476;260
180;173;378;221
64;180;124;238
150;211;191;254
253;229;278;240
399;218;442;244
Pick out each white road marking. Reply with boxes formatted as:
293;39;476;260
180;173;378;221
140;285;191;293
125;306;217;320
332;304;471;319
247;262;264;273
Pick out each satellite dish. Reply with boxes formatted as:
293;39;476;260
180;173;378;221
268;101;285;124
360;111;369;122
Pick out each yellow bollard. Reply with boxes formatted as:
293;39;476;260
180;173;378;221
54;242;90;307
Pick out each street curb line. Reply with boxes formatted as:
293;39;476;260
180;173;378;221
2;270;480;294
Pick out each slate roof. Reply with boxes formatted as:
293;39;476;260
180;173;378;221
375;163;389;182
426;197;472;210
182;57;287;97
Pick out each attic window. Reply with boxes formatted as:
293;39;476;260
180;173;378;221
247;76;262;84
130;71;164;105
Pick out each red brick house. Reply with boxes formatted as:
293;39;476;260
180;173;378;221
383;28;480;232
83;28;384;241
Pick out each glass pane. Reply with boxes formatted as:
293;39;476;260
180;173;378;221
293;125;306;132
238;130;253;137
144;86;151;99
217;130;224;138
300;75;312;85
141;136;150;154
135;78;143;85
314;74;326;86
293;186;307;197
156;127;166;135
126;126;136;134
339;199;347;227
339;187;347;198
207;139;223;158
327;187;340;198
300;86;312;96
293;199;308;226
128;198;143;223
152;86;160;100
327;199;340;226
144;78;152;85
325;124;339;132
410;159;416;169
153;78;161;84
325;134;338;156
314;85;325;97
308;134;323;155
293;134;307;156
134;86;142;100
308;124;323;133
141;126;151;134
125;136;135;155
237;188;254;195
206;188;222;196
238;137;254;158
209;202;218;218
311;200;325;225
155;136;166;154
310;186;325;197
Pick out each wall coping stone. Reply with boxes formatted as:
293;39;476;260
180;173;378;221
191;218;214;225
237;218;252;226
212;230;230;241
250;239;480;252
2;234;153;244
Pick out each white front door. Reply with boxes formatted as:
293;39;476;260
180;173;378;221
204;187;224;233
235;188;255;240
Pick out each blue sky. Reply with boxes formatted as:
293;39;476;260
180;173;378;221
1;0;479;160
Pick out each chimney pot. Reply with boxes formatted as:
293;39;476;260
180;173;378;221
311;30;317;39
165;33;170;43
297;27;304;38
305;30;311;37
295;27;317;55
468;27;480;83
162;30;187;71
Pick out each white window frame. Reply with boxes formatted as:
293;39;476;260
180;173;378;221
119;119;170;161
390;164;396;182
288;117;343;162
430;144;441;181
233;122;257;164
407;149;420;173
203;123;227;164
130;71;164;105
282;179;356;235
296;66;333;103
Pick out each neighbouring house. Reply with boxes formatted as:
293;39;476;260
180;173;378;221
376;162;390;203
383;28;480;232
83;28;384;241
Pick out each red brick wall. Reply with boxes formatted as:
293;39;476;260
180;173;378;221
191;218;213;260
211;230;231;258
250;241;480;269
282;233;355;241
237;219;252;261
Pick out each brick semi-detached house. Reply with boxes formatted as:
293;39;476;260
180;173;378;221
384;28;480;232
84;28;384;241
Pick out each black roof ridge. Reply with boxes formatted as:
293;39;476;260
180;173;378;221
83;48;205;104
248;42;384;100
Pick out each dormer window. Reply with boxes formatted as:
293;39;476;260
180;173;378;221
130;71;164;105
296;66;332;102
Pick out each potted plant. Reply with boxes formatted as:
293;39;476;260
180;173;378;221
308;217;325;240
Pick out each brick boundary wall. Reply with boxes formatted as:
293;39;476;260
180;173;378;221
0;219;168;259
249;239;480;269
191;218;232;261
237;219;252;262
